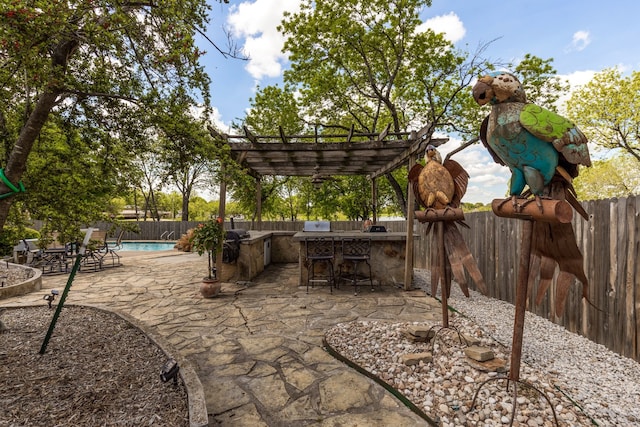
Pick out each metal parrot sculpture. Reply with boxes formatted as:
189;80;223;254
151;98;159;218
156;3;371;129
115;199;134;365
409;145;488;297
472;71;594;315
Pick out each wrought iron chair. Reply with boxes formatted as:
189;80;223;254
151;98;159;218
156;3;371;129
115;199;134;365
304;237;336;293
339;238;373;295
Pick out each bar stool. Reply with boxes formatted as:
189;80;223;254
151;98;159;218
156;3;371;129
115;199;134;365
305;237;336;293
339;238;373;295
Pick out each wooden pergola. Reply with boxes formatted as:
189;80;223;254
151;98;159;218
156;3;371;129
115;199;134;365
211;123;447;289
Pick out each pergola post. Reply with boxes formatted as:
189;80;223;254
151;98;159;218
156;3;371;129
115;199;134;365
371;177;377;223
217;164;227;279
256;177;262;231
403;152;416;290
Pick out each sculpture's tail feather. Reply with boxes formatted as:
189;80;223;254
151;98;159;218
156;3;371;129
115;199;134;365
565;185;589;221
553;167;589;221
443;222;487;296
534;255;556;306
554;271;576;317
531;221;597;316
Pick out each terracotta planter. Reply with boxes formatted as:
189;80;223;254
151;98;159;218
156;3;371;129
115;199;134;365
200;279;221;298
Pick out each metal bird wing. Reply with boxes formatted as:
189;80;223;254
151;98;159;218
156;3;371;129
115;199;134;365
442;158;469;208
479;115;506;167
519;104;591;171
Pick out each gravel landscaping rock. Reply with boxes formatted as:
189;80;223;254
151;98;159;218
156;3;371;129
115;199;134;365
325;270;640;426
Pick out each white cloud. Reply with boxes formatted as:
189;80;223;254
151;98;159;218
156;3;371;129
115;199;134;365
555;69;597;112
417;12;466;43
207;107;233;133
432;138;511;203
567;30;591;52
227;0;303;80
563;69;596;89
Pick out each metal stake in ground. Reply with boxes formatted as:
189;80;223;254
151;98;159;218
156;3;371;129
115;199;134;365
469;203;568;426
414;208;486;353
39;228;94;354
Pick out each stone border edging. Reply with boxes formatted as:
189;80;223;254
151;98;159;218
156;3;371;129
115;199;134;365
322;336;438;426
0;263;42;300
84;304;209;427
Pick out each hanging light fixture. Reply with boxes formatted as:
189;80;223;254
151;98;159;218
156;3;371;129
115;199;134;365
311;165;326;188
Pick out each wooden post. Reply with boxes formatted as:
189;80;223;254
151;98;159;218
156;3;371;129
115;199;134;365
256;177;262;231
217;165;227;279
371;177;378;224
404;153;416;290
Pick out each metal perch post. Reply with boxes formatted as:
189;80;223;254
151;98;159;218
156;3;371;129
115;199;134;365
469;200;567;426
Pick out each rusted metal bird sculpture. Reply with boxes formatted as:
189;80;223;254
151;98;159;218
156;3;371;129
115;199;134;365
409;145;487;298
472;71;593;316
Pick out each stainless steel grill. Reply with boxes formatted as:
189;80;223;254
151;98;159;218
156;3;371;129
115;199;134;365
303;221;331;232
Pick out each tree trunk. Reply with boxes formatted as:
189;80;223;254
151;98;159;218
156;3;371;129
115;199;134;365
385;172;407;218
0;90;60;228
0;38;78;230
181;193;190;221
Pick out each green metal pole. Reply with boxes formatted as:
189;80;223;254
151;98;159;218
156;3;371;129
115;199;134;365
39;228;94;354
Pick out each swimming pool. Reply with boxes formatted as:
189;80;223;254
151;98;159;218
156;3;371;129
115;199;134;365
119;241;177;251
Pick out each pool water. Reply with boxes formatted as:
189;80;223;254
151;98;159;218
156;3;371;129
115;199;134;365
120;241;177;251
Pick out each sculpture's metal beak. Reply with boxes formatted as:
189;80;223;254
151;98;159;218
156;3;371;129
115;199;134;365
472;75;494;106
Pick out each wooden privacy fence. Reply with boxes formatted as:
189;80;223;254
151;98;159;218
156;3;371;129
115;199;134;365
413;196;639;363
90;196;638;361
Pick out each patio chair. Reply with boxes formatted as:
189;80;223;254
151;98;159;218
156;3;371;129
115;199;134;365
100;229;124;268
15;239;43;265
339;238;373;295
105;229;124;251
304;237;336;293
39;233;72;275
78;229;107;272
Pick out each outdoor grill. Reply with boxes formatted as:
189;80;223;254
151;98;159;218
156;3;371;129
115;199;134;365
363;225;386;232
303;221;331;232
223;229;250;263
226;229;250;240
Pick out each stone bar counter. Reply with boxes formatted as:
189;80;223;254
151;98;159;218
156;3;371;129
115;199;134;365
292;230;414;288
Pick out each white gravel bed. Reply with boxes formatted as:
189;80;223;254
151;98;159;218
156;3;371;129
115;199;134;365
324;270;640;426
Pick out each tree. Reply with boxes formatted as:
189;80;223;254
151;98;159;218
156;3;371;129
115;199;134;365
567;68;640;163
279;0;491;217
573;155;640;200
231;85;306;220
154;91;219;221
513;54;568;111
19;117;118;240
0;0;233;231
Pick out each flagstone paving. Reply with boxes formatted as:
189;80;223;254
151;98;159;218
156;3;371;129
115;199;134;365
1;250;441;426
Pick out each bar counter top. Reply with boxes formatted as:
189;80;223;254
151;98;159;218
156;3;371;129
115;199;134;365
292;230;414;241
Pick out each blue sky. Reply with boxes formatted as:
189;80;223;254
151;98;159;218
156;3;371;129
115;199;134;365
197;0;640;204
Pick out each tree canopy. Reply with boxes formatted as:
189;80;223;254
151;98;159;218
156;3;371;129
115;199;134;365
272;0;492;217
567;68;640;164
0;0;227;232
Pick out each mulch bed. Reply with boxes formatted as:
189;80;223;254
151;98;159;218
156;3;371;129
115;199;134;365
0;305;189;426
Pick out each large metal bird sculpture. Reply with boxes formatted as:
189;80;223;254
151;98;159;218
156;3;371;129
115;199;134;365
472;71;594;315
409;145;487;297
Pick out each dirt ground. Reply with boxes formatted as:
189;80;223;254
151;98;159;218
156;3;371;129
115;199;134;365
0;305;189;426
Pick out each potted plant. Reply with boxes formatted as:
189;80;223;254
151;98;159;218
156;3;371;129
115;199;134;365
189;217;225;297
